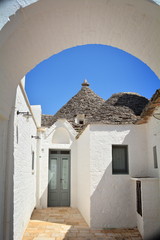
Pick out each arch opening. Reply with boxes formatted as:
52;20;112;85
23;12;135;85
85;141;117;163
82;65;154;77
25;44;160;116
0;0;160;119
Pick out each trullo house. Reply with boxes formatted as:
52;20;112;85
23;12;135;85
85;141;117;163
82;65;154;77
13;79;160;240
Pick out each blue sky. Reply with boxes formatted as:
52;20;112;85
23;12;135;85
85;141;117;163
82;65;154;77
25;44;160;115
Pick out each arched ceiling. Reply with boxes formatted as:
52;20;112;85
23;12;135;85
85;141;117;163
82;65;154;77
0;0;160;119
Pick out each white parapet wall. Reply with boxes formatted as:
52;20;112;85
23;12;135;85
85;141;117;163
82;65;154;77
13;86;38;240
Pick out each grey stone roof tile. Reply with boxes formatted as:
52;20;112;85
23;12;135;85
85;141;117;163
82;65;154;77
92;92;149;124
41;85;149;131
42;85;104;130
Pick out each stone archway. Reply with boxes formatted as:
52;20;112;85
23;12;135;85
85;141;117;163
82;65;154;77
0;0;160;119
0;0;160;239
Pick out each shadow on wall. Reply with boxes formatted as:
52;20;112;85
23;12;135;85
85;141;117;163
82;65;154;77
37;163;137;230
90;162;137;229
90;126;149;229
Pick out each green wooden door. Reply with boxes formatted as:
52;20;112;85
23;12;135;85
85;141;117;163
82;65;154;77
48;150;70;207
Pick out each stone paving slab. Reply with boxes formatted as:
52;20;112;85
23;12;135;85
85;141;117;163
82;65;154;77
22;207;142;240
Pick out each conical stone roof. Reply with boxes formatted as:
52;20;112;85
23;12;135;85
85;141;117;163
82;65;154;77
41;81;105;129
41;82;149;131
92;92;149;124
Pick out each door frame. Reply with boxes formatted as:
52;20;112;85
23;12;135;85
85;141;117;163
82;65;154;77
48;149;71;207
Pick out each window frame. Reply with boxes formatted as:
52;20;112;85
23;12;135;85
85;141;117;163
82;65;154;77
153;146;158;169
136;180;142;216
75;114;85;125
112;145;129;175
32;151;35;171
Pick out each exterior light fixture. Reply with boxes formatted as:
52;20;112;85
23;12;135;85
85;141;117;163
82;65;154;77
17;110;32;117
31;135;41;139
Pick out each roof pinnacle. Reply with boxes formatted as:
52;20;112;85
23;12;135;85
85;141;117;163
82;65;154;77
81;79;90;87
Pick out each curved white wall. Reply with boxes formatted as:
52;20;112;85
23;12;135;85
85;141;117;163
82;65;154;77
0;0;160;119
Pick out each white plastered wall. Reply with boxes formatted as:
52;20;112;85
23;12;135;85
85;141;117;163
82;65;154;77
13;86;37;240
77;126;90;225
40;119;77;208
89;124;148;228
31;105;42;128
135;109;160;239
133;177;160;239
146;112;160;178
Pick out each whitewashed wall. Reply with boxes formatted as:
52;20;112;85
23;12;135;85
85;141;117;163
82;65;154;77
13;86;37;240
89;124;148;228
31;105;42;128
135;111;160;239
77;126;90;225
40;119;77;208
141;178;160;239
132;177;160;239
146;113;160;178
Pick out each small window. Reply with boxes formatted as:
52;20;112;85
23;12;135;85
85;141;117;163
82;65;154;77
32;151;35;171
136;181;142;216
153;146;158;168
75;114;85;124
112;145;129;174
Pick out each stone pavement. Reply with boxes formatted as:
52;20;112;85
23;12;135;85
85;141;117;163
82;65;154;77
23;207;142;240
